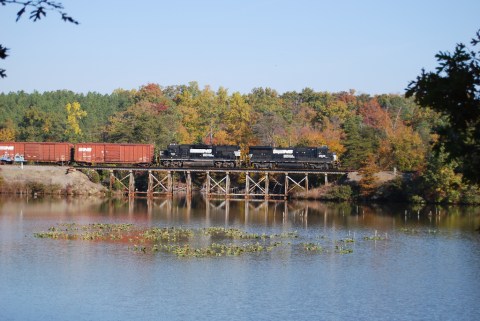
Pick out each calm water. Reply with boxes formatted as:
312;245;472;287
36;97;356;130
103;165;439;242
1;196;479;321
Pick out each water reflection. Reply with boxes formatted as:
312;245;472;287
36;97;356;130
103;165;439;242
1;195;479;233
1;195;480;321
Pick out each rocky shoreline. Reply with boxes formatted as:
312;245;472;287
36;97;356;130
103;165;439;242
0;165;106;196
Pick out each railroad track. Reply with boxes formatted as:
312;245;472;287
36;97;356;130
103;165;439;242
73;165;352;175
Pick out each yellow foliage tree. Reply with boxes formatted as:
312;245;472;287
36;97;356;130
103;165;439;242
65;102;87;141
0;120;16;141
378;121;426;172
223;92;254;147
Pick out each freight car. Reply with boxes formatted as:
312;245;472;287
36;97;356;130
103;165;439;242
74;143;155;165
249;146;338;169
160;144;241;168
0;142;72;164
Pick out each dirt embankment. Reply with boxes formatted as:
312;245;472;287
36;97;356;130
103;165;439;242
0;165;106;196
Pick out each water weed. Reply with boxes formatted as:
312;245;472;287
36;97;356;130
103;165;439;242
35;224;408;258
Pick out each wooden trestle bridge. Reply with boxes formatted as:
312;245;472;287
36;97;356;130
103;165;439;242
83;167;350;199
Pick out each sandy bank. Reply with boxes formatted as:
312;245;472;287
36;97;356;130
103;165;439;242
0;165;106;196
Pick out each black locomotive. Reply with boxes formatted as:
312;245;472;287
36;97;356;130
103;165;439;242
249;146;338;169
159;143;338;169
160;144;241;168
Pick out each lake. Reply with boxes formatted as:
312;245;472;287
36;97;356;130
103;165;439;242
1;195;479;321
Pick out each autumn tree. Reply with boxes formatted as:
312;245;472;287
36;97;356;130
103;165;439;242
421;148;463;203
358;153;380;199
173;82;226;143
252;112;287;146
18;106;60;141
0;119;16;141
106;84;179;148
218;92;254;146
64;101;87;142
378;123;426;172
406;29;480;183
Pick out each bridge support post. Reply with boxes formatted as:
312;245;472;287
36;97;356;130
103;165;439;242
109;170;114;190
186;171;192;196
284;173;289;200
225;172;230;199
245;172;250;199
265;173;269;200
167;171;173;196
305;173;309;196
205;171;211;198
147;170;153;198
324;173;328;185
128;170;135;197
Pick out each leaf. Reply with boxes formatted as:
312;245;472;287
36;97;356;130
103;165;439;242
0;45;8;59
16;7;26;22
30;7;46;22
61;13;79;25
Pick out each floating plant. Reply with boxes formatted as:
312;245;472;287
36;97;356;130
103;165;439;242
34;224;407;258
363;230;387;241
335;245;353;254
399;227;438;235
302;243;323;252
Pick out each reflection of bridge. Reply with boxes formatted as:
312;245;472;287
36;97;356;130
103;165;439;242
83;166;350;199
113;197;339;228
140;197;311;224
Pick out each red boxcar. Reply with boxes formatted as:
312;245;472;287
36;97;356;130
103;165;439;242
74;143;155;165
0;142;73;163
0;142;23;160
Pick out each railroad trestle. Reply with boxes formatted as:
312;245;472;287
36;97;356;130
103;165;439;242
98;167;349;199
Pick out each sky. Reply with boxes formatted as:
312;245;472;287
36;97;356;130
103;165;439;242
1;0;479;95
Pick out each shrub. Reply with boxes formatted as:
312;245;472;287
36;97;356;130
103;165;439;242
324;185;352;201
89;170;101;184
26;181;47;194
461;185;480;204
410;195;426;204
113;180;124;191
82;169;101;184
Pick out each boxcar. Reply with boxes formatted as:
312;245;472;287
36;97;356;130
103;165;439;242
0;142;73;164
74;143;155;165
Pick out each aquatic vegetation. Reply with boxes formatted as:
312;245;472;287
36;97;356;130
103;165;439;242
399;227;438;235
400;227;419;234
34;224;413;259
201;227;298;240
363;230;387;241
335;245;353;254
302;243;323;252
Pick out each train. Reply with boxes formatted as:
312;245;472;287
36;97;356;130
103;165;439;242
0;142;339;169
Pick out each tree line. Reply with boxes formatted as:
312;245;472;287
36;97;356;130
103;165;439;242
0;82;464;202
3;83;474;203
0;83;430;171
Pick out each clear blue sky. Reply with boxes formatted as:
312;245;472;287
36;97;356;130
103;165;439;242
1;0;479;95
